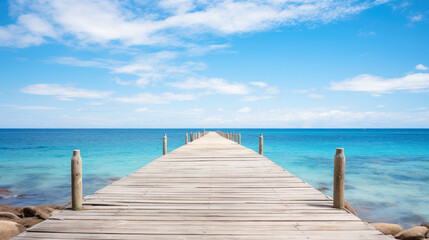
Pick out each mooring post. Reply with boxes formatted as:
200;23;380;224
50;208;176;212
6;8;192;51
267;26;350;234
71;150;82;210
163;134;167;155
333;148;345;209
259;133;263;155
185;133;188;144
233;133;236;142
238;133;241;144
190;132;193;142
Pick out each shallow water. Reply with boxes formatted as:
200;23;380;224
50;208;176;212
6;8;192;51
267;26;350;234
0;129;428;228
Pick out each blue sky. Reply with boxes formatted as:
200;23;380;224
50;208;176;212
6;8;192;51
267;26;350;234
0;0;428;128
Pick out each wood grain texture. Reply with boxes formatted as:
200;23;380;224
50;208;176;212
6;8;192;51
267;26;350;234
13;132;393;240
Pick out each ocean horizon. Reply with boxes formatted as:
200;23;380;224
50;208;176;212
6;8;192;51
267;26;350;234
1;128;428;229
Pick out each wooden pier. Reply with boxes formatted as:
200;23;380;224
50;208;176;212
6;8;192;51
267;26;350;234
15;132;392;239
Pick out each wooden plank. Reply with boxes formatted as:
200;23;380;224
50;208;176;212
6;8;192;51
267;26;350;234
13;132;390;240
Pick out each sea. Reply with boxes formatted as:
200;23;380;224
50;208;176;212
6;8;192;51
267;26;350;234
0;129;428;228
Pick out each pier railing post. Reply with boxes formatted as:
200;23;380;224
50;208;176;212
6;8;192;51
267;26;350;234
71;150;82;210
163;134;167;155
238;133;241;144
259;134;263;155
333;148;345;209
185;133;188;144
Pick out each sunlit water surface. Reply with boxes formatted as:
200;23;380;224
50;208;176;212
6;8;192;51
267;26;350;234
1;129;428;228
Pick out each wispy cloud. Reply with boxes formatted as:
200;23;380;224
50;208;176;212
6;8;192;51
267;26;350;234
114;92;196;104
1;0;387;48
241;96;274;102
416;64;428;71
1;104;61;110
409;14;423;22
249;82;268;88
330;73;429;95
170;78;250;95
54;52;206;88
135;107;149;112
308;93;325;99
238;107;252;113
21;84;113;101
293;88;324;98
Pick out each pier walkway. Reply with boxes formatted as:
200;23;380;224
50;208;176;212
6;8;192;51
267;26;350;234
15;132;391;239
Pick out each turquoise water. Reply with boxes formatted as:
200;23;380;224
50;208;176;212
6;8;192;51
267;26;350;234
1;129;428;228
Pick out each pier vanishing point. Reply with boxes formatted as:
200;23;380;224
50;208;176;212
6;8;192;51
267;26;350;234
14;132;393;240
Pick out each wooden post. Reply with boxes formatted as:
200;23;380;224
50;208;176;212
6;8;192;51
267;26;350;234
238;133;241;144
190;132;193;142
259;134;263;155
71;150;82;210
233;133;236;142
163;134;167;155
333;148;345;209
185;133;188;144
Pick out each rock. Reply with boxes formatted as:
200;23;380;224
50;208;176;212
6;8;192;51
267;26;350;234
0;189;13;195
0;212;20;221
0;204;23;217
317;186;329;191
421;223;429;229
22;206;50;220
344;200;358;216
35;210;50;220
0;220;25;239
371;223;403;235
394;226;428;240
17;217;43;228
22;206;37;217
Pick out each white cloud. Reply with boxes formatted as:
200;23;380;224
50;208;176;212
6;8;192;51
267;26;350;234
308;93;325;98
114;92;196;104
330;73;429;94
416;64;428;71
186;43;232;56
53;57;116;68
2;0;386;48
0;13;56;47
409;14;423;22
293;88;323;98
86;101;104;106
241;96;274;102
1;104;60;110
170;78;250;95
135;107;149;112
238;107;252;113
264;86;279;95
21;84;113;101
249;82;268;88
54;52;206;88
293;88;316;94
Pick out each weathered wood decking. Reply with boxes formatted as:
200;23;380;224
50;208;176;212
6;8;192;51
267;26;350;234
15;132;392;239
